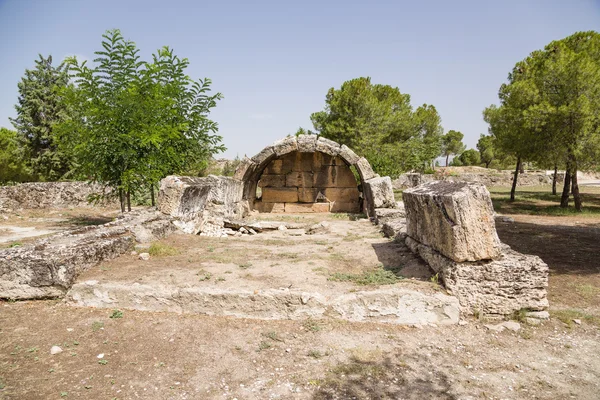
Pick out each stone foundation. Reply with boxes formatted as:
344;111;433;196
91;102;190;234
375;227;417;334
0;210;175;300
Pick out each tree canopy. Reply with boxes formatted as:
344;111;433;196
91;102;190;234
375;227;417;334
57;29;224;211
309;77;443;176
440;130;466;166
10;55;73;181
483;30;600;210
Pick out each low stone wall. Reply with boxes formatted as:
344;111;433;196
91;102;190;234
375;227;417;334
402;181;549;316
394;170;556;189
0;181;115;211
0;210;175;300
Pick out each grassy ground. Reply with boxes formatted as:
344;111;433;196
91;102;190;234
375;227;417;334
489;185;600;217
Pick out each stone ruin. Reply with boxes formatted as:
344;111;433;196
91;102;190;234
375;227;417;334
157;135;398;236
0;137;549;322
401;181;549;317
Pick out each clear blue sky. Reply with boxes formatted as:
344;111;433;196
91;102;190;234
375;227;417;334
1;0;598;159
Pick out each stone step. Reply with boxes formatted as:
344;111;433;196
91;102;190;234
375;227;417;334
67;280;460;326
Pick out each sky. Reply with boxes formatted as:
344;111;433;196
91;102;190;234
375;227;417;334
0;0;599;159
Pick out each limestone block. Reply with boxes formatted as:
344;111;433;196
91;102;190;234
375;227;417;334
233;157;256;181
263;159;284;175
363;176;396;217
254;202;285;213
356;157;378;181
282;152;313;172
381;219;406;239
297;134;317;152
339;145;360;165
406;238;549;316
402;181;501;262
324;187;360;203
330;201;360;213
251;146;275;166
374;208;406;225
284;202;330;213
157;175;244;234
258;174;286;188
286;172;314;188
314;166;358;188
261;187;299;203
316;137;341;156
272;136;298;156
298;188;321;203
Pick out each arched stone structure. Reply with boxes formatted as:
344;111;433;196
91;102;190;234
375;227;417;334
234;135;394;215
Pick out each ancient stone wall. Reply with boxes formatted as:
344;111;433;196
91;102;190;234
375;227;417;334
0;181;115;212
254;151;360;213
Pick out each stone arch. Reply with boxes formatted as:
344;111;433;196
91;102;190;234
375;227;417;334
234;135;384;214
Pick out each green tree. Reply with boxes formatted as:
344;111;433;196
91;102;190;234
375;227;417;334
456;149;481;166
485;31;600;210
10;55;73;181
440;130;466;166
0;127;32;183
309;77;443;176
58;29;224;211
476;134;495;168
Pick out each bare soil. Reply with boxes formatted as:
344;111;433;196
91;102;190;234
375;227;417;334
1;212;600;399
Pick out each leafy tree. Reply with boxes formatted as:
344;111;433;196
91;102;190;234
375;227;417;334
10;55;73;180
476;134;496;168
457;149;481;166
0;127;32;183
58;30;224;212
440;130;466;166
309;77;443;176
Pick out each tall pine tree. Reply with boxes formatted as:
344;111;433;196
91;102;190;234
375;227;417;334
11;55;73;181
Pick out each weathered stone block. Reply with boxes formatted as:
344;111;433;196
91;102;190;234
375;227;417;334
363;176;396;217
286;172;314;188
339;145;360;165
284;202;329;213
261;187;299;203
251;146;275;166
356;157;377;181
330;201;360;213
272;136;298;156
263;159;284;175
314;166;357;188
297;134;317;152
324;187;360;203
315;137;341;156
258;174;285;188
254;202;285;213
298;188;321;203
233;157;256;181
402;181;501;262
158;175;244;234
406;238;549;316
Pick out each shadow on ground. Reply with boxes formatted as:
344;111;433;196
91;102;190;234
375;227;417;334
60;215;114;227
496;220;600;275
371;240;433;280
312;351;456;400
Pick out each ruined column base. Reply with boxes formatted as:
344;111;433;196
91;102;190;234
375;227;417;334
405;237;549;317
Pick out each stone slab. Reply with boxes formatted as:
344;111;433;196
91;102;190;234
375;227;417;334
314;166;358;188
330;201;361;213
324;187;360;203
258;174;286;188
272;136;298;156
254;202;285;213
315;137;341;156
261;187;299;203
284;203;330;213
297;134;317;152
286;172;314;188
406;238;549;316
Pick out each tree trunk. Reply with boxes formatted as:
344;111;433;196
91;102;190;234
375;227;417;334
485;160;491;168
126;191;131;212
560;169;571;208
445;154;449;167
119;188;125;213
552;164;558;195
150;185;155;207
571;162;582;212
510;157;521;202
